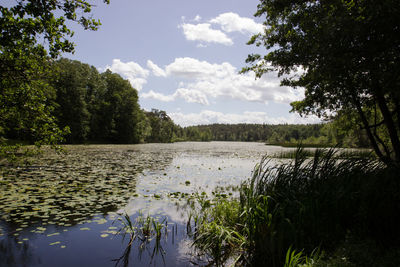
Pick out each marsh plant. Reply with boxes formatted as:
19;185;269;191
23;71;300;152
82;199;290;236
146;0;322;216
271;147;375;159
283;247;321;267
113;211;168;267
187;195;245;266
190;147;400;266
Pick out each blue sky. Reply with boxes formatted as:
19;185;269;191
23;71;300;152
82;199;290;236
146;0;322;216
66;0;320;126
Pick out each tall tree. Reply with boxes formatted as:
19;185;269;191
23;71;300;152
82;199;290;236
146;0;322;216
244;0;400;165
51;58;102;143
0;0;109;154
98;70;143;144
145;109;175;143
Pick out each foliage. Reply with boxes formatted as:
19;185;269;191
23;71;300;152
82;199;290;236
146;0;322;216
48;59;150;144
245;0;400;165
284;247;320;267
180;122;369;148
116;212;168;243
50;58;98;143
188;197;244;266
98;70;143;143
113;212;167;267
144;109;178;143
1;0;109;58
190;148;400;266
0;0;109;157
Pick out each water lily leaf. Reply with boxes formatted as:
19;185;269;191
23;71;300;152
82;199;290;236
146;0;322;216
47;232;60;237
95;218;107;225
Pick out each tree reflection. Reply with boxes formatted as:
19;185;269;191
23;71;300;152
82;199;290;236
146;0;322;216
0;238;39;267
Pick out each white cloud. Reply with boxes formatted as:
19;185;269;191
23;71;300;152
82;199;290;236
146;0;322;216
179;12;264;47
169;110;321;127
147;60;167;77
181;23;233;46
175;88;209;105
105;59;149;91
105;57;305;118
157;57;303;105
141;90;175;102
141;88;209;106
210;12;264;35
165;57;231;79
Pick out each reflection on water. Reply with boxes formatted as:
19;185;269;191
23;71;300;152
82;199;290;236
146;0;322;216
0;142;289;266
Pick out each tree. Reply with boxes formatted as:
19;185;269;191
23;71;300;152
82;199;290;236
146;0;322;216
50;58;106;143
0;0;109;155
97;70;143;144
145;109;176;143
244;0;400;165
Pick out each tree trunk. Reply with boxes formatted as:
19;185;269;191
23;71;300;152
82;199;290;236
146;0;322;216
374;90;400;163
351;93;390;164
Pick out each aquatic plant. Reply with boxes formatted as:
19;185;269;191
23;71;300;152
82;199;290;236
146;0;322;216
190;147;400;266
116;213;136;246
271;147;375;159
113;211;168;267
283;247;320;267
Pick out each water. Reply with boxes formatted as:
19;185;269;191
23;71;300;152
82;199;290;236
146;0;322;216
0;142;291;266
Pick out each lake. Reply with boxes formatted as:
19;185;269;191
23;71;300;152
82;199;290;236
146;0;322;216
0;142;293;267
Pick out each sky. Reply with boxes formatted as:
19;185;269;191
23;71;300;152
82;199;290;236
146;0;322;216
65;0;320;126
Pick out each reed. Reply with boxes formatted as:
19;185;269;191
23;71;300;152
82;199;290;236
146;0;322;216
190;147;400;266
113;212;168;266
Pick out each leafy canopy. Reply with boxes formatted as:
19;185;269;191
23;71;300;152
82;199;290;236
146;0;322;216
0;0;109;157
244;0;400;164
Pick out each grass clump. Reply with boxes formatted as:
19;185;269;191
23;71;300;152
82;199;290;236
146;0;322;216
187;195;245;266
115;211;167;244
113;212;168;266
190;147;400;266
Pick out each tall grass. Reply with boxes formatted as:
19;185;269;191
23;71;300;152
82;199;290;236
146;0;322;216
113;212;168;267
190;147;400;266
271;148;375;159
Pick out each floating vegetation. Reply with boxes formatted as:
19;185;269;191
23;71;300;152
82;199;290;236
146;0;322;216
0;142;309;266
47;232;60;237
0;145;174;230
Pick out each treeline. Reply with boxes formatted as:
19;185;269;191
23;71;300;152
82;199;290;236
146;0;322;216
2;58;178;145
181;123;370;148
1;57;371;147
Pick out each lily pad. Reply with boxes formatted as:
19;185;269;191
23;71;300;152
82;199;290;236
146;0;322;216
47;232;60;237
